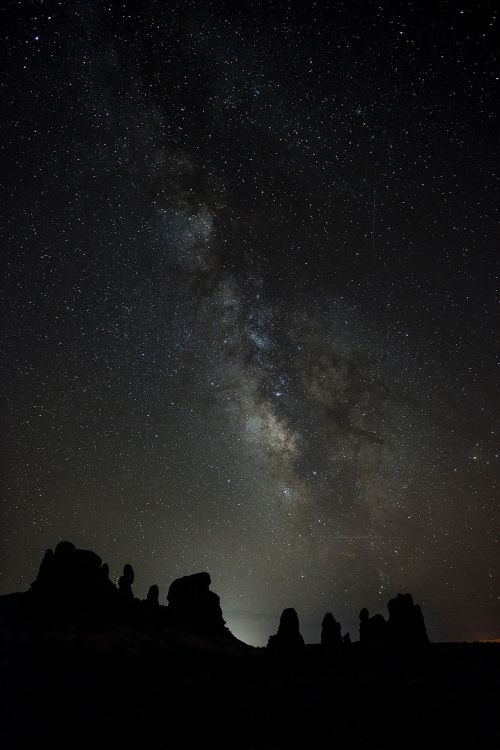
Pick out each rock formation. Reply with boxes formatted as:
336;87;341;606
167;572;226;634
359;607;388;645
0;538;430;655
146;584;159;607
0;543;244;647
387;593;429;646
30;540;116;611
118;563;135;600
267;608;305;650
321;612;343;649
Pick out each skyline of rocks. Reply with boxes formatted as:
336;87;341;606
1;540;429;647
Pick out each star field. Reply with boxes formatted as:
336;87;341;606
1;0;498;644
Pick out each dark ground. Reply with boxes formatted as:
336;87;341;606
1;620;499;749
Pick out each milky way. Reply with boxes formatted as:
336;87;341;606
1;0;498;644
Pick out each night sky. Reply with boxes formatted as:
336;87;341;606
1;0;498;645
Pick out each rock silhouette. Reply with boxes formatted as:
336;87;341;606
0;540;431;658
146;584;159;607
359;594;429;647
1;541;491;750
267;608;305;650
359;607;388;645
387;593;429;646
29;540;117;613
118;563;135;600
167;571;227;635
0;541;246;644
1;561;498;750
321;612;343;649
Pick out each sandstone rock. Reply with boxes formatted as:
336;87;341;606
359;607;388;645
30;540;116;611
321;612;343;649
167;572;226;634
118;563;135;600
146;584;159;607
387;593;429;646
267;608;305;650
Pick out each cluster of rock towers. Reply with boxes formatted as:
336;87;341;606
267;596;428;651
1;541;429;648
